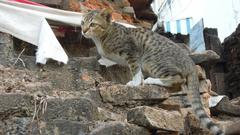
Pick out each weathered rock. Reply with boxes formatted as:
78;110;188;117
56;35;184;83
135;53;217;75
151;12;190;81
40;120;92;135
0;33;14;63
12;56;102;92
230;97;240;105
203;28;225;95
98;82;169;105
160;94;189;109
0;118;93;135
224;119;240;135
127;106;184;132
184;113;211;135
152;131;180;135
89;121;150;135
215;114;240;132
223;23;240;98
189;50;220;64
210;96;240;116
161;79;211;109
0;117;32;135
128;0;157;23
79;0;135;23
0;93;99;121
97;107;125;121
0;32;12;44
83;89;104;107
196;65;207;80
43;97;99;121
0;29;225;135
0;94;32;120
43;57;102;91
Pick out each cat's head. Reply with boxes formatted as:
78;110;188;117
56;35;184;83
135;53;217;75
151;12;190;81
81;9;112;39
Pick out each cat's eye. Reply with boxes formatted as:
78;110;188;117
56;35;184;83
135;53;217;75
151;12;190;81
81;21;84;25
90;23;97;27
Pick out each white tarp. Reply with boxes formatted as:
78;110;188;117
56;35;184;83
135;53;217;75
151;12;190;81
0;0;83;64
209;95;226;108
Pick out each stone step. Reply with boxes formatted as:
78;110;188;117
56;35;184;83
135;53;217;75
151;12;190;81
0;118;93;135
98;82;169;106
127;106;184;133
89;121;150;135
0;93;99;122
0;57;102;92
98;79;211;109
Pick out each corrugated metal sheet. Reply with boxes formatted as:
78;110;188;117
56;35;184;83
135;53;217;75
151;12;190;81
163;17;193;35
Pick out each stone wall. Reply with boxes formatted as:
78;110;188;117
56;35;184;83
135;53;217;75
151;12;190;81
223;24;240;99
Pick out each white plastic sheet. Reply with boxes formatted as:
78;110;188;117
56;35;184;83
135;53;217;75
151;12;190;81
0;0;83;64
209;95;226;108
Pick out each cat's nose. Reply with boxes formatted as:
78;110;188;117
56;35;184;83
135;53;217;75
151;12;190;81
82;29;86;34
82;28;89;34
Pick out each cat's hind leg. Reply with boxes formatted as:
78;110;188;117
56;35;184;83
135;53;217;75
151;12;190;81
143;77;166;86
98;57;117;67
127;68;143;86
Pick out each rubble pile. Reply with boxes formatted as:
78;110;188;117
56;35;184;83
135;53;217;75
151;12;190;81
1;32;238;135
1;1;240;134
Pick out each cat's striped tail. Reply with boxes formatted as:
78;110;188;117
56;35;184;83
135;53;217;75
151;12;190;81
187;69;224;135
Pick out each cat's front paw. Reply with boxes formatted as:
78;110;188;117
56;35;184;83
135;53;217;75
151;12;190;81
126;80;141;87
98;58;117;67
143;77;164;86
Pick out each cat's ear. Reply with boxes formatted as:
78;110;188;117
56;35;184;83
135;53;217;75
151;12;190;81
99;8;112;22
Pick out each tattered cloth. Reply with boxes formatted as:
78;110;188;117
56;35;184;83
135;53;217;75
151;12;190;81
0;0;83;64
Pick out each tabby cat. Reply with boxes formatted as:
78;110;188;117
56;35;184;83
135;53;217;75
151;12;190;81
80;9;224;135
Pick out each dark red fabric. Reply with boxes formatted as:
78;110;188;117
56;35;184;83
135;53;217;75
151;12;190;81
9;0;47;7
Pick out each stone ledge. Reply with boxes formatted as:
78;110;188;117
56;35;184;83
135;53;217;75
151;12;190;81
0;93;99;122
98;82;169;106
0;93;32;120
89;121;150;135
127;106;184;132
